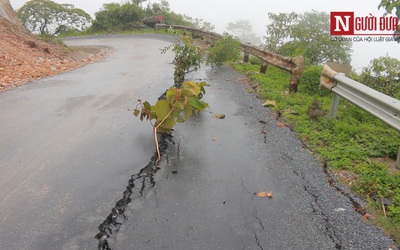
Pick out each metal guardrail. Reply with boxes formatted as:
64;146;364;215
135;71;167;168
320;64;400;168
155;24;304;92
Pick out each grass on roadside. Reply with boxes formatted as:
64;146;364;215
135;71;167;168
233;61;400;242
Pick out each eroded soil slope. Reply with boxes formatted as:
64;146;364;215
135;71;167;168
0;17;111;91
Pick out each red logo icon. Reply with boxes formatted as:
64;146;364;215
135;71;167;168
331;12;354;35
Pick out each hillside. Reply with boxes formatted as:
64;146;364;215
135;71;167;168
0;17;111;92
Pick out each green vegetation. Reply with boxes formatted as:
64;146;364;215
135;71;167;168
17;0;92;35
90;3;144;32
233;62;400;241
161;36;204;86
134;81;208;162
226;19;261;45
206;35;242;67
264;10;352;65
360;55;400;98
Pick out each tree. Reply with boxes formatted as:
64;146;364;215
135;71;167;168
378;0;400;42
131;0;146;7
265;10;352;65
379;0;400;18
184;16;215;32
17;0;91;35
226;19;261;45
360;55;400;97
91;2;144;31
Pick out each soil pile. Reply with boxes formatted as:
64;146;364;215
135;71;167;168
0;17;111;91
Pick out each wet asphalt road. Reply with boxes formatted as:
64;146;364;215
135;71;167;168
0;34;397;250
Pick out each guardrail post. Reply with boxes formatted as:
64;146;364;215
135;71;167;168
260;62;268;73
243;53;249;63
289;74;299;93
396;147;400;169
329;94;341;118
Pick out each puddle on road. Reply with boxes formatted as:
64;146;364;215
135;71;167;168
95;133;174;250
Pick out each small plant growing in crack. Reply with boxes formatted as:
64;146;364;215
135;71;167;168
133;33;240;163
133;81;208;162
133;34;210;163
161;34;204;87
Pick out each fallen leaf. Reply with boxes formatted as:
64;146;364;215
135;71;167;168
363;213;376;220
256;192;273;198
262;100;278;108
214;114;225;119
277;123;285;128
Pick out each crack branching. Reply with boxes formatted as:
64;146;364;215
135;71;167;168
95;133;173;250
299;171;343;249
252;211;265;231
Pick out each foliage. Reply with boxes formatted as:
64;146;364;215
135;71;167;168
162;11;192;26
183;16;215;32
379;0;400;42
249;56;263;65
161;36;204;86
226;19;261;45
17;0;91;35
206;35;242;67
264;10;352;65
90;3;144;32
134;81;208;161
131;0;146;7
233;62;400;239
143;2;191;27
298;65;329;96
379;0;400;18
360;55;400;98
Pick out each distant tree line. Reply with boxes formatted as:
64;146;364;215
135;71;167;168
16;0;201;35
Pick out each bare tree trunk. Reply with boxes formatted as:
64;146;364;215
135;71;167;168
0;0;23;28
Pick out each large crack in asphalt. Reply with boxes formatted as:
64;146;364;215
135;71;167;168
95;133;174;250
294;167;343;249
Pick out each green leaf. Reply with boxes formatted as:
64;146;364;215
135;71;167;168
182;81;201;97
188;97;208;111
184;105;193;119
144;101;152;111
161;117;176;129
153;100;172;122
176;115;185;123
166;87;177;100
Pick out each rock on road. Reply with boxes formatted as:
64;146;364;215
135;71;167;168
0;34;396;250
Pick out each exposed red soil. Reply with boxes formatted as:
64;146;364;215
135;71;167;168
0;17;112;92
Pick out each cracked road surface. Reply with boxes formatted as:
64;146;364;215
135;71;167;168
0;35;396;250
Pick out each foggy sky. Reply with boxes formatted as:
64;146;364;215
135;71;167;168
9;0;400;71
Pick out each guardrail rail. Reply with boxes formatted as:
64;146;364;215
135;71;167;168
155;24;304;92
320;64;400;168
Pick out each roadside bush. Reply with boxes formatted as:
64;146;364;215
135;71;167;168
249;56;262;65
90;3;144;32
298;65;328;96
206;35;241;67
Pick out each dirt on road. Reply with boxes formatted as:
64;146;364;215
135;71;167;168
0;17;112;92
